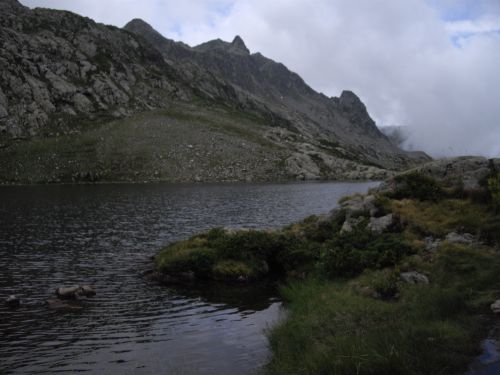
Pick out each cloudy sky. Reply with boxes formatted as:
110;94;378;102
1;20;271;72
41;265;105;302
19;0;500;157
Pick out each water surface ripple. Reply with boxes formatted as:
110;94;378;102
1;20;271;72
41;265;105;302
0;181;378;374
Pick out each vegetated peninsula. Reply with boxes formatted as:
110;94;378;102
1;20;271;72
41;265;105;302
0;0;429;184
153;156;500;374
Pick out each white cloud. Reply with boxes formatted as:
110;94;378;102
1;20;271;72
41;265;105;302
18;0;500;157
446;16;500;38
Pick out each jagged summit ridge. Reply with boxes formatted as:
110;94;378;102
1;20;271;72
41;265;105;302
192;35;249;55
229;35;250;54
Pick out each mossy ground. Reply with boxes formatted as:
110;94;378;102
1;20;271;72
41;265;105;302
154;172;500;374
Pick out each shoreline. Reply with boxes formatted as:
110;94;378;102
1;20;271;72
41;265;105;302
151;159;500;374
0;178;381;188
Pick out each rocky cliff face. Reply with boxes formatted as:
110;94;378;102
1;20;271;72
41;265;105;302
0;0;429;184
0;0;198;141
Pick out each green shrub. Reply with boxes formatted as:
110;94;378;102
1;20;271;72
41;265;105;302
156;245;217;277
320;228;412;278
368;268;400;299
390;171;445;201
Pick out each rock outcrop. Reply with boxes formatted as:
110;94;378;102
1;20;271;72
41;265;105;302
377;156;500;194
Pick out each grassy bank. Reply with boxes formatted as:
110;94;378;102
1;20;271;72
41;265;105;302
267;242;499;375
154;171;500;374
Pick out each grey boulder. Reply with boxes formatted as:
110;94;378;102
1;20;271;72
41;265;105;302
400;271;429;284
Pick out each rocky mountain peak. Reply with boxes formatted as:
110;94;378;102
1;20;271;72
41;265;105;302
124;18;165;44
124;18;156;33
229;35;250;55
338;90;383;136
339;90;366;112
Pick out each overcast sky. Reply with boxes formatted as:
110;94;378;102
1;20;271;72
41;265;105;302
19;0;500;157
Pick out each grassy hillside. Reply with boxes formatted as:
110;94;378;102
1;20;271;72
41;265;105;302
0;103;289;184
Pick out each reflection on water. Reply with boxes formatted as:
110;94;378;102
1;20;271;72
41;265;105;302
0;181;378;374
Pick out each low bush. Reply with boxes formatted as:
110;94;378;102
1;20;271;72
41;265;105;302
390;171;445;201
368;268;400;299
320;227;412;278
155;228;317;280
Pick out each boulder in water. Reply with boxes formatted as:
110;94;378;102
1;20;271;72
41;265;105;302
55;285;96;299
55;286;81;299
79;285;96;297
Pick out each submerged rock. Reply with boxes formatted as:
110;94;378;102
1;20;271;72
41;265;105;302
5;295;20;308
55;286;81;299
46;298;83;311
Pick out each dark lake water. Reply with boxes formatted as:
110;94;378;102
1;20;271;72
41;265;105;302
0;181;378;374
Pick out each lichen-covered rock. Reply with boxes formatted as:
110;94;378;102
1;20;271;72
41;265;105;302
367;214;394;234
425;237;441;251
400;271;429;284
340;217;363;233
341;194;378;219
445;232;475;245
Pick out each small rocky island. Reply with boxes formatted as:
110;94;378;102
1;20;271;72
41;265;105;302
153;156;500;374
